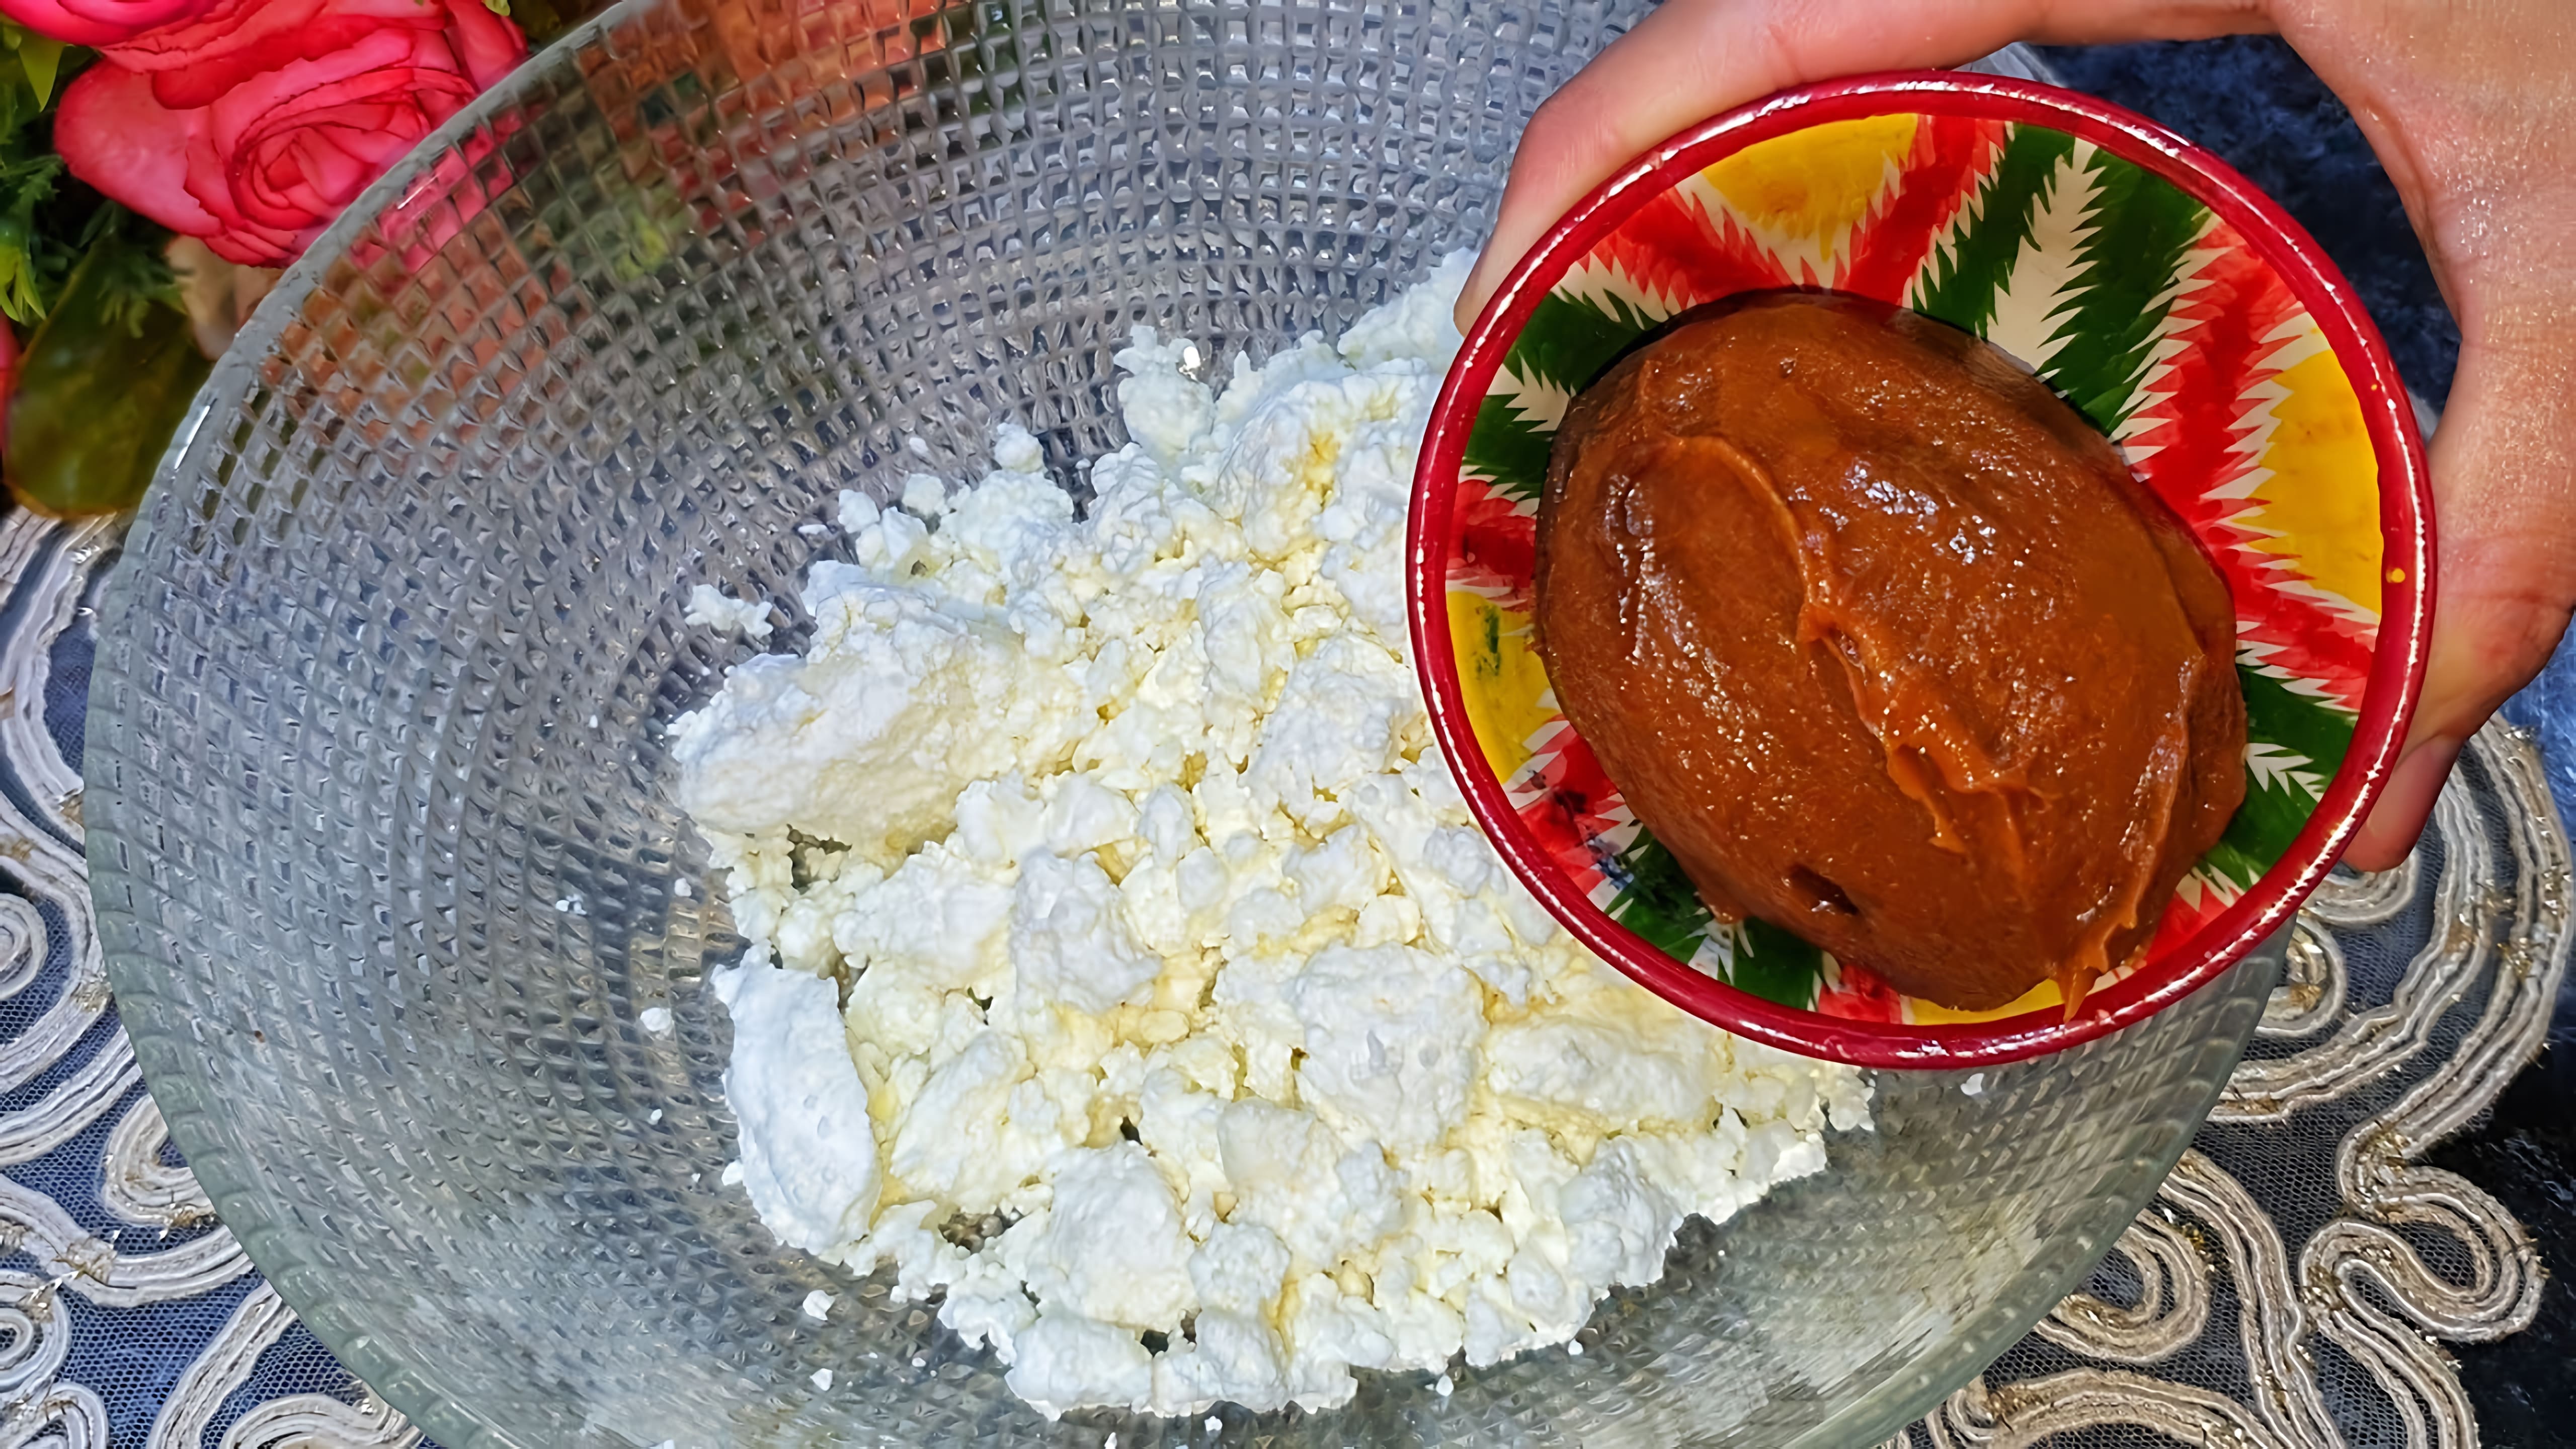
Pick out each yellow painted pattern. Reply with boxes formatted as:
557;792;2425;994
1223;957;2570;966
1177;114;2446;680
1907;977;2063;1025
2243;336;2384;619
1447;591;1557;785
1701;113;1918;264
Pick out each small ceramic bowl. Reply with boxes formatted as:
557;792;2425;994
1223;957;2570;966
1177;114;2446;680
1409;72;2433;1068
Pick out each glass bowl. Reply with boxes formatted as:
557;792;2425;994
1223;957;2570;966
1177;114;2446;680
85;3;2279;1445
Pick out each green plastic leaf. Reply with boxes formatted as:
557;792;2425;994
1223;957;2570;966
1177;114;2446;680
507;0;575;43
5;242;211;517
12;31;62;107
77;210;180;336
0;153;62;325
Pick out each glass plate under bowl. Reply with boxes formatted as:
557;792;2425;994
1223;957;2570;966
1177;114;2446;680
83;3;2278;1445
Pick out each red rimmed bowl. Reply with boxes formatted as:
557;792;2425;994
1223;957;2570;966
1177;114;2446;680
1409;71;2433;1068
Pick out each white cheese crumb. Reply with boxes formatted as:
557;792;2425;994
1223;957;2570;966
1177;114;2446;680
638;1007;673;1034
711;965;876;1251
1568;1339;1583;1356
993;424;1045;474
1962;1072;1987;1097
802;1289;835;1320
689;256;1871;1420
719;1161;744;1187
684;583;775;641
1434;1374;1453;1398
811;1368;833;1392
673;876;693;899
649;1109;664;1124
837;490;881;534
1204;1418;1222;1435
900;473;948;517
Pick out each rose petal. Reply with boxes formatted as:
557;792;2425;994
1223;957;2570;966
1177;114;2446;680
439;0;526;89
105;0;422;67
147;12;422;109
0;0;129;45
202;227;307;267
198;27;425;195
230;71;476;227
200;21;433;146
115;0;454;108
0;0;215;46
170;90;305;263
54;0;219;28
52;64;225;237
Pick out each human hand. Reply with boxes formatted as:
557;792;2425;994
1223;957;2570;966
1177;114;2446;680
1459;0;2576;872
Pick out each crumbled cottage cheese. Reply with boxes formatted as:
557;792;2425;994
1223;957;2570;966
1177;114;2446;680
675;256;1872;1418
684;583;775;641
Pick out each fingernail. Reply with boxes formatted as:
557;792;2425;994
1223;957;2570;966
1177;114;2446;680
2345;736;2462;871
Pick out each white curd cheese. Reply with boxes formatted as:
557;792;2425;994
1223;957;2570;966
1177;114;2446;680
683;583;774;641
709;963;878;1255
677;256;1870;1419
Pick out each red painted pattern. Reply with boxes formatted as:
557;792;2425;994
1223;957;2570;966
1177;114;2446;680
2122;226;2377;710
1447;478;1538;611
1837;114;2011;299
1507;731;1632;893
2143;874;2236;955
1814;962;1907;1023
1584;181;1792;313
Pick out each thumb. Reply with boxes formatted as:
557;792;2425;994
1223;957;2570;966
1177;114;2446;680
2344;332;2576;871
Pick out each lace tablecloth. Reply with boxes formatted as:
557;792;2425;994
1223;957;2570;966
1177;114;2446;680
4;38;2566;1449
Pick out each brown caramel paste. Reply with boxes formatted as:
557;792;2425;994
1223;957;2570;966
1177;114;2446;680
1535;293;2245;1012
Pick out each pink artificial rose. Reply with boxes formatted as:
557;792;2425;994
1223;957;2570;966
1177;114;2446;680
53;0;525;267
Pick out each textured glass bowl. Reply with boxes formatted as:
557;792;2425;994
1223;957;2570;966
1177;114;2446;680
84;3;2279;1445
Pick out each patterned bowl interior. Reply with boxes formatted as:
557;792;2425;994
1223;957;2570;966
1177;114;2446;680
1430;83;2425;1042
